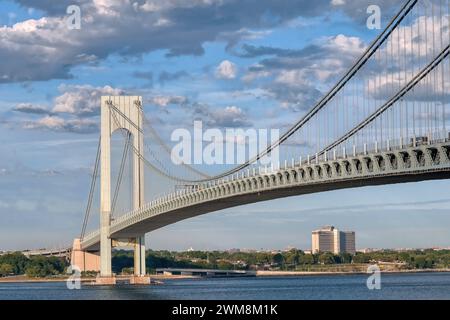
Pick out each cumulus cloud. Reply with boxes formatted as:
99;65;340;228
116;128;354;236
2;0;401;85
331;0;345;6
192;103;251;127
242;34;366;111
145;93;252;128
270;70;324;111
13;103;52;115
11;84;124;134
149;95;189;107
235;44;298;58
328;0;398;25
215;60;238;79
238;14;448;112
369;67;450;103
52;84;124;116
243;35;365;75
210;106;251;127
3;0;333;83
366;15;449;102
23;116;98;134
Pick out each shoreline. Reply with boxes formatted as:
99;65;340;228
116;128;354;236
1;269;450;283
0;274;196;283
255;268;450;277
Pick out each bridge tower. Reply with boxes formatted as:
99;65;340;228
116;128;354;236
99;96;146;281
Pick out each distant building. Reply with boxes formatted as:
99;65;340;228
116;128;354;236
339;230;356;255
312;226;355;255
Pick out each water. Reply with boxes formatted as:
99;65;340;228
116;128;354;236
1;273;449;300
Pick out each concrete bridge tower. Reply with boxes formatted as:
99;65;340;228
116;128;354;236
98;96;146;283
71;96;148;285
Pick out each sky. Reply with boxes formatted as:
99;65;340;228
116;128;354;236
0;0;449;252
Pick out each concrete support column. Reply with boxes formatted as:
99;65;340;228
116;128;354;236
132;105;144;216
132;99;146;276
100;97;112;277
134;235;146;276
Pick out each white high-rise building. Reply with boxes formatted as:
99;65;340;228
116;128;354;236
312;226;355;254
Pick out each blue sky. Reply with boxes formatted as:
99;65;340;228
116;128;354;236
0;0;449;251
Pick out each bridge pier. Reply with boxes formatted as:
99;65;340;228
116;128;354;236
130;235;150;284
134;235;146;276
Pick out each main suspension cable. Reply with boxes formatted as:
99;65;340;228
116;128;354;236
316;44;450;158
109;103;198;183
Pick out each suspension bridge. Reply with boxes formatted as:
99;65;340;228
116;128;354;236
71;0;450;284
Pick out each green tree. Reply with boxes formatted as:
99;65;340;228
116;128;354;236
352;253;370;264
318;252;335;265
272;253;284;266
412;256;434;269
112;250;134;273
398;252;410;263
284;249;300;267
25;256;67;277
25;265;46;278
121;267;134;275
217;261;234;270
339;252;353;264
0;263;14;277
0;252;29;274
299;254;314;265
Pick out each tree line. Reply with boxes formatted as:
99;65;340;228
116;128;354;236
1;248;449;277
0;252;68;277
112;248;450;274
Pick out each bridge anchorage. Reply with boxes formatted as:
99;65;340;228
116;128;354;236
71;0;450;285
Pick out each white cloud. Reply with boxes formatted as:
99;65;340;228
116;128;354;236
366;15;449;101
150;95;188;107
331;0;345;6
242;34;366;111
52;85;124;116
154;18;172;27
13;103;51;115
275;70;311;86
242;67;271;82
208;105;251;127
12;84;123;133
3;0;334;83
26;116;65;130
24;116;98;133
215;60;238;79
324;34;365;57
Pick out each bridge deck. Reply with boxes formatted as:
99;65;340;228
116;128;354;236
81;141;450;251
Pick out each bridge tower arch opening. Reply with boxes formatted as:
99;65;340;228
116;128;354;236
99;96;146;279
